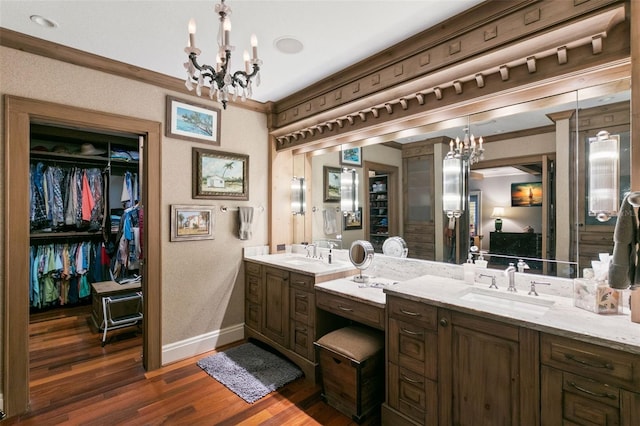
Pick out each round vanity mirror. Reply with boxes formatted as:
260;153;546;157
382;236;408;258
349;240;374;283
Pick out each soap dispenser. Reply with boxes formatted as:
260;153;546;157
475;251;488;268
463;253;475;284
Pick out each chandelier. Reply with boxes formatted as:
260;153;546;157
184;0;262;109
443;129;485;218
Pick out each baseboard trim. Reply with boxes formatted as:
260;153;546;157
161;323;244;365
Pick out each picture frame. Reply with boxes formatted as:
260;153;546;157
166;95;221;145
511;182;542;207
193;147;249;200
323;166;341;202
343;207;363;230
340;147;362;167
170;204;215;241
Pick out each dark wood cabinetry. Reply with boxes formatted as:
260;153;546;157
383;295;539;425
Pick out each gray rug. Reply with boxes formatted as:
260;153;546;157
197;342;303;403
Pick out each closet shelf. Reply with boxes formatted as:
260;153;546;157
30;151;138;167
30;231;104;240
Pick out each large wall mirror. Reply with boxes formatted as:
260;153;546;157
293;77;631;278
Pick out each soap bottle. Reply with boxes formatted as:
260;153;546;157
517;259;526;273
463;253;475;284
328;248;332;264
475;251;488;268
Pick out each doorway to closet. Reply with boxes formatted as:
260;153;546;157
4;96;162;416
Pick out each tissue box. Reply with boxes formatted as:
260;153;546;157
573;278;621;314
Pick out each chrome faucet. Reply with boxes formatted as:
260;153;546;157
306;243;317;258
529;280;551;296
505;263;517;292
478;273;498;289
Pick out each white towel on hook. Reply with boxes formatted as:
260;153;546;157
238;207;254;240
323;209;337;235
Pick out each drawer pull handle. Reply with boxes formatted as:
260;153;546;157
401;374;424;385
293;281;307;286
295;326;307;332
565;354;613;370
400;308;421;317
401;327;424;337
296;294;308;300
337;305;353;312
569;381;616;400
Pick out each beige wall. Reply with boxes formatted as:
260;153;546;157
0;47;269;366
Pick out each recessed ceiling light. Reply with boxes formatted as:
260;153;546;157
30;15;58;28
274;36;303;54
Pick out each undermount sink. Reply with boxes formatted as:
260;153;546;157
458;287;555;317
280;256;343;267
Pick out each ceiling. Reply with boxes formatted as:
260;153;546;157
0;0;485;104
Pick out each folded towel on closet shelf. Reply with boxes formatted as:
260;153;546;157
608;192;639;289
238;207;254;240
323;209;337;235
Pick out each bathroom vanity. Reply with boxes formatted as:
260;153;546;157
243;251;640;424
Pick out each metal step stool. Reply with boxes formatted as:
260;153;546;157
101;291;143;346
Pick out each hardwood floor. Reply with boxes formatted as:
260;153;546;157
4;306;376;425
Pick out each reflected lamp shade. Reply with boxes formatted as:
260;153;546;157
491;206;505;232
442;156;464;218
340;168;359;214
291;177;305;215
588;130;619;222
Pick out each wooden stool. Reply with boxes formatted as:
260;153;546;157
315;326;384;423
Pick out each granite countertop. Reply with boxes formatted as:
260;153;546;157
384;275;640;355
314;276;398;308
244;253;357;277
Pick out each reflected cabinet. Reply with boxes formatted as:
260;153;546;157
402;141;436;260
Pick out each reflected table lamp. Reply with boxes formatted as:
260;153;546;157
491;207;505;232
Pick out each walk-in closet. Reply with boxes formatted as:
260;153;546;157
28;123;143;341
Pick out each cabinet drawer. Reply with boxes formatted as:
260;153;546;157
564;391;620;425
388;318;438;380
541;334;640;391
388;296;437;330
290;272;314;291
387;362;437;424
563;371;620;408
291;320;313;360
316;291;384;330
245;301;261;331
290;288;314;325
245;261;261;276
245;273;261;304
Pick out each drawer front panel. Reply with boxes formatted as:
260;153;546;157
290;272;314;291
564;391;620;426
245;301;261;331
388;296;437;330
245;261;261;276
541;334;640;391
563;371;620;408
246;273;261;304
389;318;437;380
290;288;314;325
291;320;313;360
388;362;437;424
316;291;384;330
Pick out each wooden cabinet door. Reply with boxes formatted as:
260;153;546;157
262;267;290;347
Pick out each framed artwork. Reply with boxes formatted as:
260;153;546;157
340;147;362;167
193;147;249;200
324;166;341;202
166;95;221;145
511;182;542;207
170;204;215;241
343;207;363;230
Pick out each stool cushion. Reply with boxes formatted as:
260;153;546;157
316;326;383;362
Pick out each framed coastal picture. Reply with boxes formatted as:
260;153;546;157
340;147;362;167
166;96;221;144
193;148;249;200
343;207;363;230
511;182;542;207
170;204;215;241
324;166;341;202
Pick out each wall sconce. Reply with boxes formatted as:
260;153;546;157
491;207;505;232
291;177;305;215
442;156;465;218
340;168;359;214
588;130;619;222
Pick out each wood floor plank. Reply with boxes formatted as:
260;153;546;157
3;306;372;425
